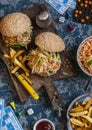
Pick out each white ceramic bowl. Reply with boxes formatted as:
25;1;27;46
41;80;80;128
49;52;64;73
33;118;55;130
67;93;90;130
77;36;92;76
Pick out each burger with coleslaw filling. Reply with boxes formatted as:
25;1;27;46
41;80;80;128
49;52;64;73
0;12;33;48
27;32;65;76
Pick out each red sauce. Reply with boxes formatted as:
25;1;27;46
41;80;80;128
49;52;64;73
36;121;54;130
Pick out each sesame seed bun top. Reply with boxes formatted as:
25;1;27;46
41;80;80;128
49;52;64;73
35;32;65;52
0;12;32;37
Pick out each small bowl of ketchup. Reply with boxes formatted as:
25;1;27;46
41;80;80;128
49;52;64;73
33;118;55;130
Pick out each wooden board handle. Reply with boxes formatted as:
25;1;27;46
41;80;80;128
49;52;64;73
44;82;62;106
44;82;63;116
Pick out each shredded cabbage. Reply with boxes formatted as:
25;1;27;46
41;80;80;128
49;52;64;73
27;48;61;76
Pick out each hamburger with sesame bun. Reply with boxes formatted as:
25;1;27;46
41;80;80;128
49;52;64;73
0;12;33;48
27;32;65;76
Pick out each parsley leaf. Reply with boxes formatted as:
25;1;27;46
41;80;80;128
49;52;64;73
56;53;60;59
86;59;92;66
22;33;26;37
11;43;22;49
40;50;44;54
47;55;51;60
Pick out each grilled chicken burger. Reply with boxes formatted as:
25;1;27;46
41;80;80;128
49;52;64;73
27;32;65;76
0;12;33;48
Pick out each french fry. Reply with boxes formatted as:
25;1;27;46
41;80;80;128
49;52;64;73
76;127;83;130
85;98;92;110
13;50;25;59
11;56;26;74
85;122;92;128
10;48;16;58
75;102;78;105
69;106;84;113
77;127;88;130
84;128;90;130
4;54;10;59
20;55;26;63
25;71;30;76
69;110;88;117
14;58;30;73
18;56;23;61
81;118;88;126
88;106;92;117
82;115;92;124
11;66;20;73
81;101;87;106
71;124;75;129
75;102;82;107
70;118;85;127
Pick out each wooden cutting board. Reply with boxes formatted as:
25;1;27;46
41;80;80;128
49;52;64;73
0;4;77;105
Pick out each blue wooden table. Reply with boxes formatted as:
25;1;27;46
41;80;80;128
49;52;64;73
0;0;92;130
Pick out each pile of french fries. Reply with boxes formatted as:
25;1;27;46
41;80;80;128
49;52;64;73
69;98;92;130
4;48;32;85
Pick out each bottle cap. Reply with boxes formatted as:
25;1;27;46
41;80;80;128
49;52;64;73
38;11;49;21
36;11;52;28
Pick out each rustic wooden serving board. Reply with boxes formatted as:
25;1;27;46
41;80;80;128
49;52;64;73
0;4;77;105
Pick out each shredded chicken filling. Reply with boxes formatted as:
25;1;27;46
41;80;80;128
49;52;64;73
2;28;32;46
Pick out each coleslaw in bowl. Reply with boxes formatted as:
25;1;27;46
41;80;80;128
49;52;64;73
77;36;92;76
